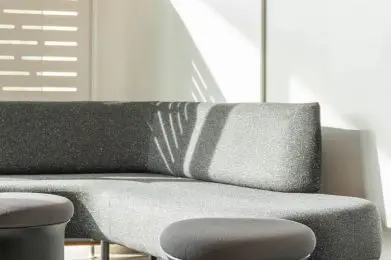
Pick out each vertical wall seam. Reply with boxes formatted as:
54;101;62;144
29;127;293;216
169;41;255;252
90;0;98;101
261;0;267;102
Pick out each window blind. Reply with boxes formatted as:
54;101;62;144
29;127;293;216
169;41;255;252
0;0;91;101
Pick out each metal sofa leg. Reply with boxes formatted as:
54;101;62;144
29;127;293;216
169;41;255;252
101;241;110;260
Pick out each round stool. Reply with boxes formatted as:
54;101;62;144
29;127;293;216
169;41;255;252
0;192;74;260
160;218;316;260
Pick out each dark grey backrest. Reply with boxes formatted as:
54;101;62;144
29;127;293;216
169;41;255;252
0;102;321;192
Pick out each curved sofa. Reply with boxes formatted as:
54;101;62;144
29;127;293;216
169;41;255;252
0;101;382;259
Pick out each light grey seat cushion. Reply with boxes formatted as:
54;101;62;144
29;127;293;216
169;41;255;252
0;173;381;260
0;101;321;192
0;192;74;228
160;218;316;260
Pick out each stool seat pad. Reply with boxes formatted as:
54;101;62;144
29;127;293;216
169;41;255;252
160;218;316;260
0;193;74;228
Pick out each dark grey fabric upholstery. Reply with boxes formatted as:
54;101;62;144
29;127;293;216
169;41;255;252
0;101;380;259
0;102;153;175
160;218;316;260
0;174;381;260
0;192;73;228
0;101;320;192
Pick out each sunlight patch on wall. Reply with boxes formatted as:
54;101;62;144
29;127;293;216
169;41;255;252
3;9;78;16
2;86;77;92
44;41;78;46
22;56;78;62
170;0;261;102
0;24;15;29
22;25;78;31
0;40;38;45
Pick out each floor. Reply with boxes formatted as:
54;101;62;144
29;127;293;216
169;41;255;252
382;230;391;260
65;245;148;260
65;239;391;260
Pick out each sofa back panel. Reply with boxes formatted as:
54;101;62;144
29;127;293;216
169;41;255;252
0;102;155;174
146;102;321;192
0;102;321;192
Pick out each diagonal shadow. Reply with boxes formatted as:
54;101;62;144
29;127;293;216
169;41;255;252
146;102;235;181
157;0;226;102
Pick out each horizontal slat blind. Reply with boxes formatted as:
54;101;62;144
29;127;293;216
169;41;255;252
0;0;91;101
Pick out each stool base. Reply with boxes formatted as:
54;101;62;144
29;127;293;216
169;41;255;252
0;222;67;260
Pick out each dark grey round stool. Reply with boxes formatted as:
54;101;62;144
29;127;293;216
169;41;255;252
160;218;316;260
0;192;74;260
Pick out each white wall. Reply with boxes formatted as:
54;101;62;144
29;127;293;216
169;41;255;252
93;0;262;102
93;0;165;101
266;0;391;257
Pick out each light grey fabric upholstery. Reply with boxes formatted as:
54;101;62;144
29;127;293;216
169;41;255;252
0;101;379;259
160;218;316;260
0;102;320;192
0;174;381;260
0;192;74;228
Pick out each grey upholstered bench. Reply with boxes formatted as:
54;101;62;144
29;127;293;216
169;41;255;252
160;218;316;260
0;193;74;260
0;101;382;259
